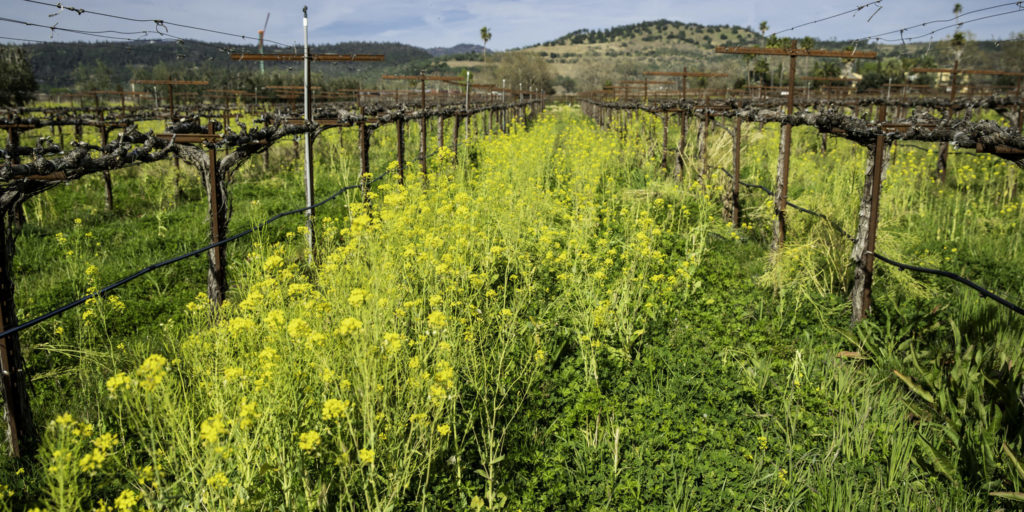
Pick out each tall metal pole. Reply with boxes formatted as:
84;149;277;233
302;6;316;260
465;71;471;141
518;82;523;124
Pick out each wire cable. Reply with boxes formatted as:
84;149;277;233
854;2;1024;43
0;167;396;341
23;0;289;46
871;8;1024;44
0;15;144;41
770;1;883;38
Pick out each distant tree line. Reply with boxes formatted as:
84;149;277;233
0;46;37;106
16;39;443;91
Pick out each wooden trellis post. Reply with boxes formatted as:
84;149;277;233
359;121;371;200
730;115;743;227
698;109;710;185
851;104;889;322
98;126;115;211
396;118;405;184
644;70;728;179
205;125;226;304
715;45;877;251
0;126;33;458
0;209;34;458
438;116;445;148
1016;77;1023;134
453;115;461;157
87;94;118;212
660;113;669;172
156;128;226;304
677;111;687;179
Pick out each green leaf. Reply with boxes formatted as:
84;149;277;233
989;491;1024;502
894;370;934;404
918;435;955;482
1002;442;1024;483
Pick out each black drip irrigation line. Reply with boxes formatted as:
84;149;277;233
872;253;1024;316
714;166;1024;317
0;167;398;341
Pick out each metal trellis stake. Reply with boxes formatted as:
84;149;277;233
302;6;316;261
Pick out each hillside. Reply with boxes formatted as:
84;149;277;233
497;19;1021;93
427;43;485;57
520;19;761;90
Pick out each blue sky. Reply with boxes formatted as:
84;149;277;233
3;0;1022;49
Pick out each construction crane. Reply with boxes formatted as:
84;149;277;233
258;13;270;74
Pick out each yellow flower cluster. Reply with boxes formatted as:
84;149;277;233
104;354;170;397
48;108;708;509
322;398;351;420
298;430;321;452
200;415;228;446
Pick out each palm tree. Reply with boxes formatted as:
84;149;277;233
951;31;966;62
759;21;769;46
480;27;492;61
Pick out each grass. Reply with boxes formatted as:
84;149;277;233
7;111;452;446
1;105;1023;510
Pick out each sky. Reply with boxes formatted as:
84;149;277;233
2;0;1023;50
